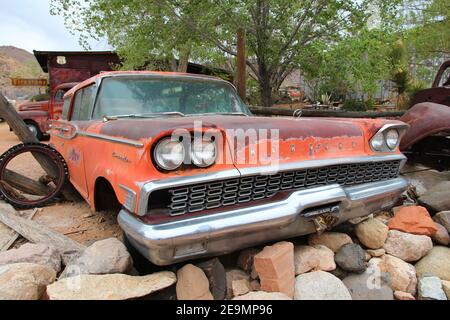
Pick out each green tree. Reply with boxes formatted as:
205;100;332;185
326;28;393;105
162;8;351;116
51;0;395;107
401;0;450;84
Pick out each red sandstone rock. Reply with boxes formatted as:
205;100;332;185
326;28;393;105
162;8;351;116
388;206;438;236
254;241;295;298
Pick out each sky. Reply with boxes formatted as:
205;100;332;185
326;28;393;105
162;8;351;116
0;0;110;53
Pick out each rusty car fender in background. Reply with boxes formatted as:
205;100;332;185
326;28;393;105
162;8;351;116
400;102;450;150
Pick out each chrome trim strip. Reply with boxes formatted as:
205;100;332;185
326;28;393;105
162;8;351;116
120;177;408;265
237;154;407;177
136;153;406;215
77;131;144;148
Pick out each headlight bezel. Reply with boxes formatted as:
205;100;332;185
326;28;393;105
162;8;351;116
369;124;408;153
153;137;186;171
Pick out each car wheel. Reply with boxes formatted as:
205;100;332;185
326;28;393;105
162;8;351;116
26;123;43;140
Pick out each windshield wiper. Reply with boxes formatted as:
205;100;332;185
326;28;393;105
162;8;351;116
103;111;185;121
191;112;249;117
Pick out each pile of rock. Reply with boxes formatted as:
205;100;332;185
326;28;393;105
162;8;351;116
0;237;176;300
0;206;448;300
176;205;449;301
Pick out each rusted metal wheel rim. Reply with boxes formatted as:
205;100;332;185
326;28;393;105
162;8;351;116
0;143;68;208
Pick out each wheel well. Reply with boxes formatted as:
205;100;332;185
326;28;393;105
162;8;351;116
94;177;121;212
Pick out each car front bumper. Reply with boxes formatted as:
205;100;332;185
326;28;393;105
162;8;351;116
118;177;408;265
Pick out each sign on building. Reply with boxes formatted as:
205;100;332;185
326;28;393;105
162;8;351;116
10;78;48;87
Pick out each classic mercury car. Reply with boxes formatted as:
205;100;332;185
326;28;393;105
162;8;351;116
49;71;409;265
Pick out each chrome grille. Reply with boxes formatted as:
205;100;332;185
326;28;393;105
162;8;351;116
159;160;402;216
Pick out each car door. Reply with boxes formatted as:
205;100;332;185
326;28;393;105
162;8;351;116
52;85;96;199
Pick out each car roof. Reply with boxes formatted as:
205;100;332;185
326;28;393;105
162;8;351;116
64;71;231;98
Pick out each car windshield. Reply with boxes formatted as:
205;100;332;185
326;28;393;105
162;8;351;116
92;76;251;119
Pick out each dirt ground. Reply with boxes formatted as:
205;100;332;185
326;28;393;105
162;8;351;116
0;122;121;246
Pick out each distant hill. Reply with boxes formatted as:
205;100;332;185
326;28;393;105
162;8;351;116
0;46;47;100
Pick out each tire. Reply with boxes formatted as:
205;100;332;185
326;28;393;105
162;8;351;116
25;122;43;141
0;143;68;209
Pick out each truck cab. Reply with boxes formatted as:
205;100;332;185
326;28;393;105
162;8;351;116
17;82;78;140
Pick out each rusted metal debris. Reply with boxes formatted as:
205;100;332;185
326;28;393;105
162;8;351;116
0;143;68;209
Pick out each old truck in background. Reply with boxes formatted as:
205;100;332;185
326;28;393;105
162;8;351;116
17;82;77;139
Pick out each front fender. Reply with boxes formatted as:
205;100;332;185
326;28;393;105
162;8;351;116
400;102;450;149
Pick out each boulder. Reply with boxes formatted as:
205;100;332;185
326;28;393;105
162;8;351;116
308;232;353;252
60;237;132;278
254;241;295;298
294;271;352;300
387;206;438;236
237;248;259;272
232;291;292;300
415;246;450;281
176;264;213;300
343;272;393;300
341;256;392;300
0;243;61;273
394;291;415;300
355;218;389;249
418;276;447;300
432;223;450;246
226;269;250;299
47;271;176;300
197;258;226;300
0;263;56;300
433;211;450;233
334;243;366;273
379;254;417;295
383;230;433;262
418;181;450;212
293;245;335;275
367;249;385;257
442;280;450;299
231;279;251;297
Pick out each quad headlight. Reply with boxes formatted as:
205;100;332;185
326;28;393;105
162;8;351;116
153;138;185;170
370;127;402;152
190;139;216;167
385;129;400;150
370;133;384;151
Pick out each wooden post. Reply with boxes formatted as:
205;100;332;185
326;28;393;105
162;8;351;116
0;93;79;201
0;202;85;264
236;28;246;101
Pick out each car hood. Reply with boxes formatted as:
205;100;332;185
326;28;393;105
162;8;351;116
92;115;382;167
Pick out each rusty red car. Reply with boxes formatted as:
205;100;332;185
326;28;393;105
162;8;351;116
17;82;77;139
48;71;409;265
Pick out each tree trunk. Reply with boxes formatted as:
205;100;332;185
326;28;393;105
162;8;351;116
259;77;273;107
177;44;191;73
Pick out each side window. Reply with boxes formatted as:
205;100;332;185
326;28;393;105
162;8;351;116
79;85;95;120
70;91;83;120
61;97;71;120
71;85;95;121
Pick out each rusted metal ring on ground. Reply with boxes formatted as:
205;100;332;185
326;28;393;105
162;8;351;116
0;143;68;209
